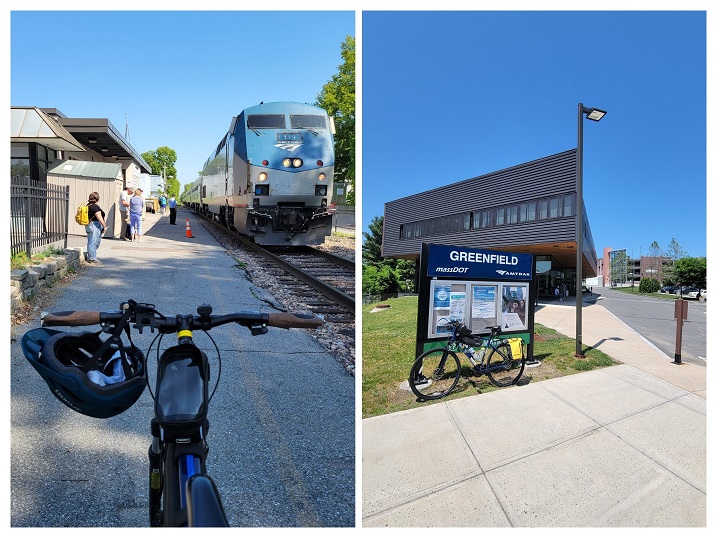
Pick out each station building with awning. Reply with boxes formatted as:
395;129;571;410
11;106;153;239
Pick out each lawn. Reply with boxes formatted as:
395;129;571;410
609;286;681;300
362;296;618;418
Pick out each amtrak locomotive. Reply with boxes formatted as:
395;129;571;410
182;102;335;245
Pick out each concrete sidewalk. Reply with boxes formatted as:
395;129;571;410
362;299;706;527
534;300;705;398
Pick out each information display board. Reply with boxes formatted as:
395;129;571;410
417;243;536;358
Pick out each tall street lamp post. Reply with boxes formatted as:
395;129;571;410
576;103;606;357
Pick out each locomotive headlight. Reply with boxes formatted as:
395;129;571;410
258;172;268;182
318;173;326;181
282;158;291;167
292;158;303;168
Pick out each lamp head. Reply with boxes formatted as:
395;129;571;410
584;107;607;122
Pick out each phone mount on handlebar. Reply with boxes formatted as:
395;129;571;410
120;300;162;334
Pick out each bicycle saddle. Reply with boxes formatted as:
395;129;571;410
485;325;502;334
186;475;229;527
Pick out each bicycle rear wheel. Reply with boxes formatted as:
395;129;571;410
486;344;525;387
409;348;461;400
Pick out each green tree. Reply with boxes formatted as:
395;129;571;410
363;265;398;296
648;241;663;258
673;257;706;288
141;146;178;196
643;241;664;282
315;35;355;205
165;177;180;199
362;215;384;267
610;250;628;285
362;215;417;295
666;238;687;260
639;277;661;293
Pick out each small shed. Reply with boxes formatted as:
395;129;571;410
47;160;124;238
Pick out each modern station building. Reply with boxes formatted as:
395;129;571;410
382;149;598;298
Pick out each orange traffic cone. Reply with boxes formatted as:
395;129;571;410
185;218;194;238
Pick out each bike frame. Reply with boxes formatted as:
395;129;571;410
149;320;226;527
457;338;510;373
446;326;513;374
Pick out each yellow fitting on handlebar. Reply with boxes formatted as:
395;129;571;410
177;330;193;339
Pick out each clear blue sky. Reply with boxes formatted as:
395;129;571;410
362;10;708;259
9;9;354;190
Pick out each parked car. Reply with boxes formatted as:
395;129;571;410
660;285;677;293
680;286;701;298
684;287;703;299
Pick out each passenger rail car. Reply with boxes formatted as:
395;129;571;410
185;102;335;245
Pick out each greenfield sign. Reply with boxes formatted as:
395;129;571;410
426;244;533;279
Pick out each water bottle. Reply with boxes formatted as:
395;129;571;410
476;348;486;364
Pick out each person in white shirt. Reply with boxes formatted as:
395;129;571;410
119;186;134;240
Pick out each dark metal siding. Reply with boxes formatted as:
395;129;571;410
383;149;579;258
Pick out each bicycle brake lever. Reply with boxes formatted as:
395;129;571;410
250;325;269;336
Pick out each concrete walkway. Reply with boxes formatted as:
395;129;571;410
362;299;706;527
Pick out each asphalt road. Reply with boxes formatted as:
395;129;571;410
594;286;706;366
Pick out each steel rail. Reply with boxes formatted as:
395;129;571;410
195;213;355;313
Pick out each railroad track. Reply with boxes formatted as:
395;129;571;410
192;213;355;321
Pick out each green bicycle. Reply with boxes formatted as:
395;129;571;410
409;319;526;400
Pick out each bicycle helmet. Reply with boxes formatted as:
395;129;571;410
21;328;146;419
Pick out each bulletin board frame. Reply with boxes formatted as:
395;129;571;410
416;243;537;359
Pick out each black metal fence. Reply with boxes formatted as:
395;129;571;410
10;176;70;258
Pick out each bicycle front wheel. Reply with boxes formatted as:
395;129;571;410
486;343;525;387
409;348;461;400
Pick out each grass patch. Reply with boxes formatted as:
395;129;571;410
331;230;355;239
11;246;66;270
609;286;678;301
362;296;619;418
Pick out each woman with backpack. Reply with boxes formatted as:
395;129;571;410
85;192;107;264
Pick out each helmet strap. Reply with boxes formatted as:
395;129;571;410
82;305;137;376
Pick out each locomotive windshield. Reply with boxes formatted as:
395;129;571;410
247;114;285;129
290;115;327;129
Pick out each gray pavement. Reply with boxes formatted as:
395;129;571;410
362;294;706;527
594;286;706;365
10;207;355;527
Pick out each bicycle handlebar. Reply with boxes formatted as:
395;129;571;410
42;310;102;326
41;303;323;332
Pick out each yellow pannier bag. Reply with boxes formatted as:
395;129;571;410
507;338;525;360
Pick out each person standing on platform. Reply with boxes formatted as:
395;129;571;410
168;194;178;225
129;188;145;242
85;192;107;263
118;186;134;240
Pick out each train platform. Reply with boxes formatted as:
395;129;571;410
362;300;706;527
10;205;355;527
